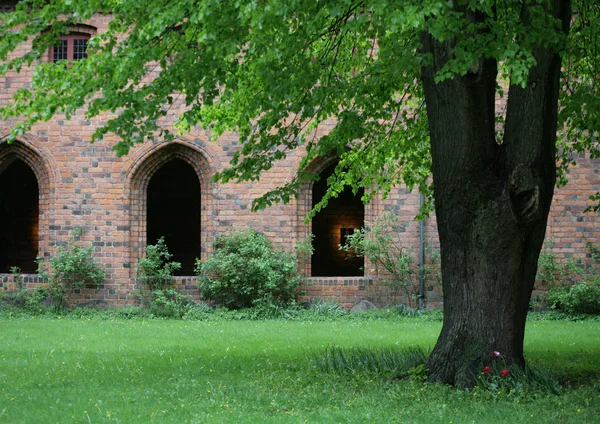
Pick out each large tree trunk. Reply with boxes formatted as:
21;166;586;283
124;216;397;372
420;0;571;387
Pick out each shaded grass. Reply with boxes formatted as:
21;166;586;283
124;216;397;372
311;345;429;378
0;315;598;423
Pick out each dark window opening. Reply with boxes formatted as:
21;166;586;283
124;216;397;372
49;33;89;62
340;227;355;246
0;0;18;13
311;163;364;277
147;159;200;275
0;159;39;273
73;39;87;60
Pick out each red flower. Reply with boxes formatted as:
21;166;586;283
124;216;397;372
483;366;491;374
501;369;509;377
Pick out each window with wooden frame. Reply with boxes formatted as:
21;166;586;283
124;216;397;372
49;32;90;62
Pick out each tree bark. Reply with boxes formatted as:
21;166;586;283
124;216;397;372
420;0;571;387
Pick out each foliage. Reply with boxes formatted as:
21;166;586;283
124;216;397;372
137;236;181;291
536;239;584;288
1;1;597;210
34;228;104;310
295;233;315;268
9;266;23;289
148;288;195;319
136;237;187;316
11;286;47;315
475;351;562;397
535;240;600;315
195;229;304;310
340;212;420;308
308;298;346;317
408;364;429;383
39;228;105;289
547;277;600;315
586;241;600;263
0;268;47;314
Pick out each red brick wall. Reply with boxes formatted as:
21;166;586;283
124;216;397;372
1;13;599;309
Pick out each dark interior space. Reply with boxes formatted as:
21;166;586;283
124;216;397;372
311;162;364;277
147;159;201;275
0;159;39;273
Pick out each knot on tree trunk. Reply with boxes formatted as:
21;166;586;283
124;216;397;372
509;164;540;224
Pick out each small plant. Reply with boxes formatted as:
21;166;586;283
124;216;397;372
137;237;182;291
136;237;186;315
21;286;47;314
586;241;600;264
150;288;193;319
475;350;561;396
36;228;105;310
477;351;511;393
309;298;346;317
10;266;23;290
340;212;419;308
195;229;304;310
408;363;429;383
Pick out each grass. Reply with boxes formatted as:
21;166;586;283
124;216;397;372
0;314;598;423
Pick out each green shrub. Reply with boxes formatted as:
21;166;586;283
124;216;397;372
10;266;24;290
195;229;304;310
136;237;186;315
137;237;181;291
149;288;194;319
36;228;105;310
12;286;47;314
340;212;419;308
547;277;600;315
181;302;213;320
536;238;584;287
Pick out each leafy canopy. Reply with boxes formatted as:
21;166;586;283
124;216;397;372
0;0;598;210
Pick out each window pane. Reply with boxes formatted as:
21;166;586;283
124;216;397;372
53;40;68;62
73;38;87;60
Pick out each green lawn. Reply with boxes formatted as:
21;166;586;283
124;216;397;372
0;316;598;423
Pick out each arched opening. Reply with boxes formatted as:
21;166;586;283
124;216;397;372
311;162;364;276
147;158;201;275
0;159;39;273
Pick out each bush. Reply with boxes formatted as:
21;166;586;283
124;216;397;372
547;277;600;315
536;239;584;288
195;229;304;310
136;237;187;316
149;288;194;319
137;237;181;291
12;286;47;314
340;212;420;308
36;228;105;310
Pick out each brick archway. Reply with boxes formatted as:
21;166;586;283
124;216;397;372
128;142;213;277
296;154;339;276
0;139;55;273
296;154;374;277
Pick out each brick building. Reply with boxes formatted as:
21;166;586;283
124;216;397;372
1;8;599;309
